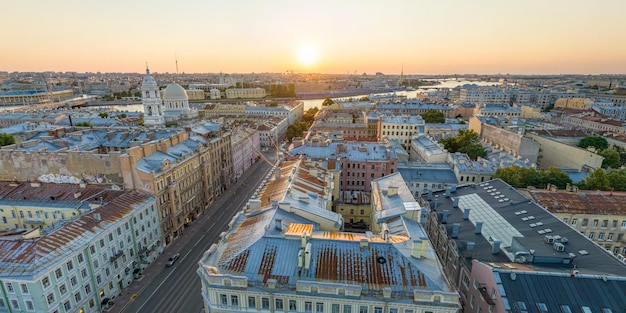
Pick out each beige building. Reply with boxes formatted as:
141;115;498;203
526;133;604;171
554;97;593;110
225;88;266;99
186;88;206;100
527;188;626;257
519;104;544;119
120;130;233;245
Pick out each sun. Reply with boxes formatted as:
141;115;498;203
296;44;319;67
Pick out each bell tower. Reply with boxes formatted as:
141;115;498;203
142;65;165;126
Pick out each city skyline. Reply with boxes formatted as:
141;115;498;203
2;0;626;75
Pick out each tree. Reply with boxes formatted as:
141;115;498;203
119;113;127;118
98;112;109;118
606;169;626;191
322;98;335;106
421;110;445;123
599;148;621;169
579;168;611;190
0;133;15;146
302;107;319;124
493;165;571;189
440;129;486;160
578;136;608;151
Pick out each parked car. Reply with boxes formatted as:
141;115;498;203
166;253;180;267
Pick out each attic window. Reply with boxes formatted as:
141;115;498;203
536;303;548;313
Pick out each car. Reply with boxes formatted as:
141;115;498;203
166;253;180;267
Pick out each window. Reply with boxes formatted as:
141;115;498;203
59;284;67;295
55;268;63;279
47;293;55;304
66;260;74;271
389;309;398;313
560;305;573;313
602;220;608;227
589;232;595;239
85;284;92;294
11;299;19;310
332;304;340;313
405;310;414;313
24;300;35;311
275;299;283;310
343;305;352;313
81;268;88;278
231;295;238;307
593;219;599;227
262;297;270;309
305;301;313;312
96;275;102;284
359;306;368;313
64;301;71;311
93;260;99;269
99;239;105;248
248;296;256;308
42;276;50;288
5;283;13;293
470;294;475;308
75;291;82;302
89;245;96;255
0;299;4;309
219;294;227;306
71;276;78;287
77;253;84;263
582;219;588;227
571;218;578;226
622;220;626;228
608;233;614;241
598;232;605;240
537;303;548;313
289;300;297;311
316;303;324;313
374;307;382;313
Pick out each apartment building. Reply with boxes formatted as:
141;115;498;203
425;179;626;313
197;160;461;313
378;116;425;153
0;187;161;313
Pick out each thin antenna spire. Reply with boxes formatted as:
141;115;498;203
175;53;179;75
145;61;149;74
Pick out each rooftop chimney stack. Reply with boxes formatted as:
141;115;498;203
434;195;439;209
442;210;449;224
452;223;460;238
463;208;471;220
492;240;501;254
465;241;475;258
475;221;483;234
453;197;460;208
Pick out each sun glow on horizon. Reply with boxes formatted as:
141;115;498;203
296;44;319;68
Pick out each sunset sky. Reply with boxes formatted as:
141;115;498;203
2;0;626;75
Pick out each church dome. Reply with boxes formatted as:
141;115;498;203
163;83;188;100
142;68;158;87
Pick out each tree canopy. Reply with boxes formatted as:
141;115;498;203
599;148;621;169
286;107;319;142
439;129;486;161
579;168;626;191
493;165;572;189
322;98;335;106
0;133;15;146
421;110;445;123
578;136;608;151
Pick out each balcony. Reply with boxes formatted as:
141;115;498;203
109;250;124;262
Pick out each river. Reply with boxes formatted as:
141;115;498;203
1;80;499;113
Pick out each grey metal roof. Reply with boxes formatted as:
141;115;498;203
496;271;626;312
429;179;626;276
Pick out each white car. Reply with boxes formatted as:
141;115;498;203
166;253;180;267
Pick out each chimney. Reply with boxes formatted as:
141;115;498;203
463;208;471;220
433;195;439;209
271;200;278;208
298;249;304;268
301;232;308;248
275;218;283;230
450;184;457;192
387;186;398;197
453;197;460;208
427;189;433;201
445;187;451;198
360;238;369;249
452;223;460;238
93;213;101;221
247;199;261;213
475;221;483;234
309;168;318;177
442;210;449;224
492;240;501;254
466;242;475;258
304;243;312;270
274;167;281;180
383;287;392;299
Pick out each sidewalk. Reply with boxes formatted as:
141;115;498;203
109;150;274;313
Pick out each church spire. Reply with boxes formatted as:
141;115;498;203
145;61;150;75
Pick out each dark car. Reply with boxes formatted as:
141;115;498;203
166;253;180;267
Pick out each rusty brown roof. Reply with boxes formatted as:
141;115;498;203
530;190;626;215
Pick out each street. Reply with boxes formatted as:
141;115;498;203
115;148;277;313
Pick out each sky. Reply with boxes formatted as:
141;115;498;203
2;0;626;75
